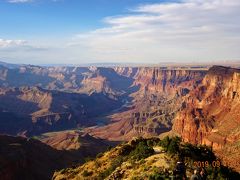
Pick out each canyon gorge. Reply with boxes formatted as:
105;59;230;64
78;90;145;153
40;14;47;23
0;61;240;178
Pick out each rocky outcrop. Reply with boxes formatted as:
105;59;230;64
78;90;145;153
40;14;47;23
172;66;240;171
115;67;205;97
0;135;78;180
173;66;240;144
79;67;135;98
0;65;89;92
0;65;135;98
132;68;205;96
0;134;113;180
88;68;207;141
0;65;207;139
0;86;120;136
39;130;112;156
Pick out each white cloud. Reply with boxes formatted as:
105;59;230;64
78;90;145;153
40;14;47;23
2;0;240;64
0;39;27;48
71;0;240;63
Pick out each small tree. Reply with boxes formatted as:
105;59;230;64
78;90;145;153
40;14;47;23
130;141;154;160
159;136;170;151
167;136;181;154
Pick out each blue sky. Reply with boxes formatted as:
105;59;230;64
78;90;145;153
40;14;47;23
0;0;240;64
1;0;162;38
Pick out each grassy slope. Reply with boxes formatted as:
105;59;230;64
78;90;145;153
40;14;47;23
53;137;240;180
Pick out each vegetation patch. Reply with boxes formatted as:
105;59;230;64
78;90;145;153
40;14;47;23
53;136;240;180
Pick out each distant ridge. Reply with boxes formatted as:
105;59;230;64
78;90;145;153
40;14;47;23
1;60;239;68
39;61;240;68
0;61;20;69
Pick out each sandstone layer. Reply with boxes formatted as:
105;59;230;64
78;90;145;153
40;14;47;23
88;68;206;141
173;66;240;171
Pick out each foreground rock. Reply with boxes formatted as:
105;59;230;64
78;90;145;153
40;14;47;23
0;135;77;180
0;133;115;180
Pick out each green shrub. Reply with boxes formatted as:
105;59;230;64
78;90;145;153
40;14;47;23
98;156;124;179
167;136;181;154
84;156;94;163
159;136;170;150
181;143;215;161
147;139;154;147
107;145;113;151
119;144;134;156
110;156;124;171
130;141;154;160
149;173;165;180
96;152;104;158
82;170;93;177
139;159;145;164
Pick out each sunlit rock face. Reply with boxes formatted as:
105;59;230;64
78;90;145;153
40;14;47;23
88;68;206;141
173;66;240;144
172;66;240;172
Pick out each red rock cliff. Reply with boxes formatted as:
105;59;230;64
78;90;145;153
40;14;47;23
89;68;206;140
172;66;240;171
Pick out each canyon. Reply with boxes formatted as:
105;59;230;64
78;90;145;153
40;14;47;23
0;64;207;137
88;67;206;141
0;62;240;178
0;86;120;136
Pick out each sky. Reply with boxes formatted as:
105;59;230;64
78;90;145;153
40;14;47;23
0;0;240;65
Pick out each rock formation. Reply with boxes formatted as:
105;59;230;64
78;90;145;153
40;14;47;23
88;68;206;140
173;66;240;171
0;133;113;180
0;86;120;136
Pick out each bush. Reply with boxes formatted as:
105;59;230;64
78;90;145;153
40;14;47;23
96;152;104;158
147;139;154;147
98;169;112;179
181;143;215;161
167;136;181;154
82;170;93;177
98;156;124;179
149;173;165;180
107;145;113;151
119;144;134;156
84;156;94;163
130;141;154;160
110;156;124;171
159;136;170;150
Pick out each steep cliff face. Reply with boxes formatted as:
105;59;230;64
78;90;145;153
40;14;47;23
172;66;240;171
132;68;205;96
88;68;206;141
114;67;139;78
173;66;240;144
79;67;135;98
115;67;205;96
